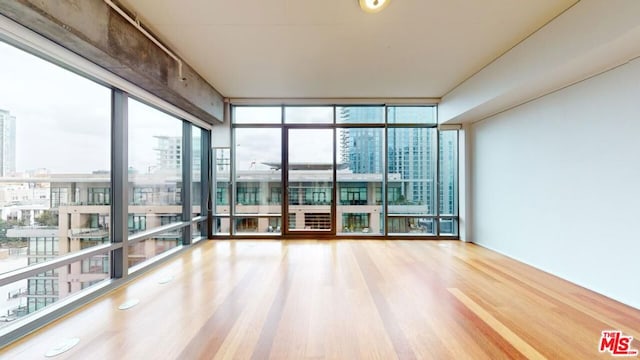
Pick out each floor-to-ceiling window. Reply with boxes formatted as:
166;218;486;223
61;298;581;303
233;107;282;234
0;32;211;341
128;99;184;268
337;106;385;235
213;148;230;235
438;130;459;236
225;104;458;238
287;127;334;232
386;107;438;235
0;39;112;322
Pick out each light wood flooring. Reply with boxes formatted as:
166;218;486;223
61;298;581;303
2;240;639;359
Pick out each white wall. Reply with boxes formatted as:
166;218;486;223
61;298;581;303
439;0;640;125
472;57;640;309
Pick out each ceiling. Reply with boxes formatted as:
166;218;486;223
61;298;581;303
119;0;578;99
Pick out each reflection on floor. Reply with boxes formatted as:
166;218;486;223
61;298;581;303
3;240;639;359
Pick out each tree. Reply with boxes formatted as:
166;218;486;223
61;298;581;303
0;218;10;239
35;210;59;227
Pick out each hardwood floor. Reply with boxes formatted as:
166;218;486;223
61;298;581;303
2;240;639;359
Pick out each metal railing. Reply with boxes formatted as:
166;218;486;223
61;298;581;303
0;219;197;288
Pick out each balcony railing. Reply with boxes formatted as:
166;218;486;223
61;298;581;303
6;288;27;299
68;228;109;239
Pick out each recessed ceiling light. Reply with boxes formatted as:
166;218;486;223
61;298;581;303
359;0;391;13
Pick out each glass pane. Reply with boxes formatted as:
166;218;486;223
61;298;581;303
387;128;437;235
387;217;436;235
287;129;333;231
439;131;458;216
341;213;373;233
336;106;384;124
387;106;436;124
214;148;230;219
128;99;183;234
337;128;384;235
192;221;206;241
439;218;458;236
0;252;109;328
0;40;111;282
234;106;281;124
284;106;333;124
234;129;281;233
214;216;230;235
192;126;203;217
234;216;282;234
214;148;230;236
128;229;182;269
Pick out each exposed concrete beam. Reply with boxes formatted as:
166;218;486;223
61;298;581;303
0;0;223;124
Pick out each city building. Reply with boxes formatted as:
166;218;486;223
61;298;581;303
217;168;403;235
0;173;194;322
341;107;441;211
153;135;202;173
0;109;16;177
339;107;384;174
153;136;182;172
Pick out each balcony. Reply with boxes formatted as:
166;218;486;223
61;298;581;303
68;228;109;239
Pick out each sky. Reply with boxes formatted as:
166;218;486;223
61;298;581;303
0;41;182;175
0;40;353;176
234;107;341;171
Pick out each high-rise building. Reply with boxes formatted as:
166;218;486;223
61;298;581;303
153;135;200;173
339;107;384;174
439;132;457;216
0;109;16;177
341;107;436;211
154;136;182;172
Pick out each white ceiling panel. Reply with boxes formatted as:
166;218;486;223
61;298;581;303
119;0;578;98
